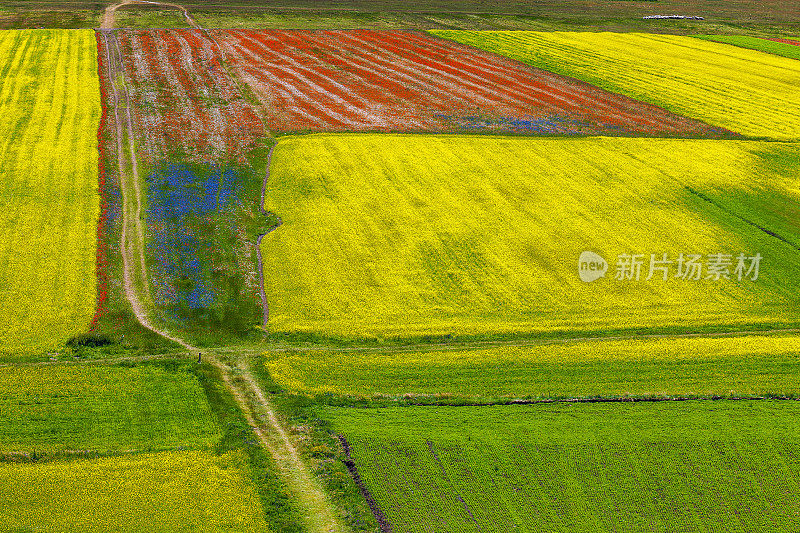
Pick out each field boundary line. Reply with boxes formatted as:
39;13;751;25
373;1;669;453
0;352;188;368
336;434;392;533
253;326;800;355
256;143;281;326
396;395;800;407
6;324;799;366
0;445;210;462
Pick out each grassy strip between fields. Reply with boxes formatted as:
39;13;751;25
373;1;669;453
247;357;380;532
693;34;800;60
263;334;800;402
320;401;800;532
196;358;307;532
86;28;181;361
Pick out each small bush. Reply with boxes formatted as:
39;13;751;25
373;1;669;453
66;333;113;348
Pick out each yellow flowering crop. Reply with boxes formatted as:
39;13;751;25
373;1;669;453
265;334;800;397
261;134;800;340
0;30;101;355
429;31;800;140
0;450;269;532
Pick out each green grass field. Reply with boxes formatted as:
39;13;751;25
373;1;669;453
322;401;800;532
0;450;269;532
693;35;800;60
0;363;219;453
261;134;800;342
265;334;800;400
430;31;800;140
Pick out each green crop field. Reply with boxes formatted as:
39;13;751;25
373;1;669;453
430;31;800;140
265;334;800;400
261;134;800;342
322;401;800;532
0;450;269;532
0;364;219;453
693;35;800;61
0;29;100;356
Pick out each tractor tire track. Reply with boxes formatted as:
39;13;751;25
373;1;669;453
427;440;480;528
686;186;800;251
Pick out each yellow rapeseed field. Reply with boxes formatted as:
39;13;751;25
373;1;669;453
0;450;269;532
261;134;800;340
429;31;800;140
0;30;100;355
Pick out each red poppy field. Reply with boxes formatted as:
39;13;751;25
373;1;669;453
119;29;265;163
118;29;734;141
769;37;800;46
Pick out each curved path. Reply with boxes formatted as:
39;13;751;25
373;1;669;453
100;26;347;533
101;0;199;29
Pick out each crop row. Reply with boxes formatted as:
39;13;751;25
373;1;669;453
769;37;800;46
209;29;729;136
264;334;800;399
119;29;264;163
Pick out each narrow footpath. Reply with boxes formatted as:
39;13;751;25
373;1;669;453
100;18;347;533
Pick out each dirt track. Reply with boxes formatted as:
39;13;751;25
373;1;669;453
101;0;199;29
99;26;348;533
